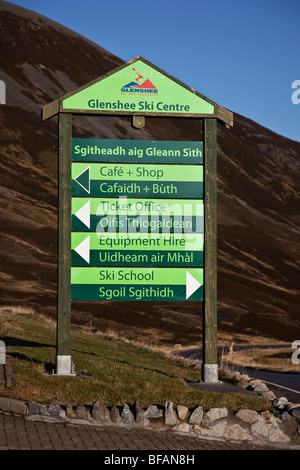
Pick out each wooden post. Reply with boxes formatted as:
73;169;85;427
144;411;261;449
202;118;218;382
56;112;73;375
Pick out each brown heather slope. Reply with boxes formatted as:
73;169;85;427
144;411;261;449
0;1;299;345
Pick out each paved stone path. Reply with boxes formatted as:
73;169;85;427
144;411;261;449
0;411;278;451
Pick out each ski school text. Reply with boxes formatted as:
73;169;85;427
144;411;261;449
88;99;190;112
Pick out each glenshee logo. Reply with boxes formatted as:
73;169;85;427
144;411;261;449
121;68;158;95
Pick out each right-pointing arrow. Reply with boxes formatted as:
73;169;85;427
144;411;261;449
186;271;201;299
74;235;90;264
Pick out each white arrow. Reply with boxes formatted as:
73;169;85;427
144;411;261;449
74;235;90;264
186;271;201;299
74;200;90;228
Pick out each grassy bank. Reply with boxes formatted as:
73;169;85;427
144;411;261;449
0;308;271;411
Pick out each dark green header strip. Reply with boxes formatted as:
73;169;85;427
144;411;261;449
72;139;203;164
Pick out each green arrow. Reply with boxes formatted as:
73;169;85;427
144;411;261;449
74;166;90;193
70;267;204;301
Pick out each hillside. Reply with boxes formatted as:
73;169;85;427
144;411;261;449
0;0;299;345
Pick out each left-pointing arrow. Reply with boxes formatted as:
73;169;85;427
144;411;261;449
74;235;90;264
74;166;90;193
74;200;90;228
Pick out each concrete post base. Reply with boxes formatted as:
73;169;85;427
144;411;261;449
55;355;75;376
202;363;219;383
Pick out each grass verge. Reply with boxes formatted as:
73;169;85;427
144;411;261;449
0;308;271;411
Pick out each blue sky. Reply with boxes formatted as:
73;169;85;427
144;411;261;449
8;0;300;142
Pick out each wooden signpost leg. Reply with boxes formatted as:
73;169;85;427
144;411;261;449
202;118;218;382
56;112;74;375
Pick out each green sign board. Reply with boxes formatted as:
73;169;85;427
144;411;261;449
71;267;203;301
62;59;214;116
71;162;203;198
71;232;204;267
70;138;204;301
42;56;233;378
42;57;233;382
71;197;203;233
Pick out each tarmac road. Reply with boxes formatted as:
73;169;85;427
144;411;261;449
179;346;300;403
240;368;300;404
